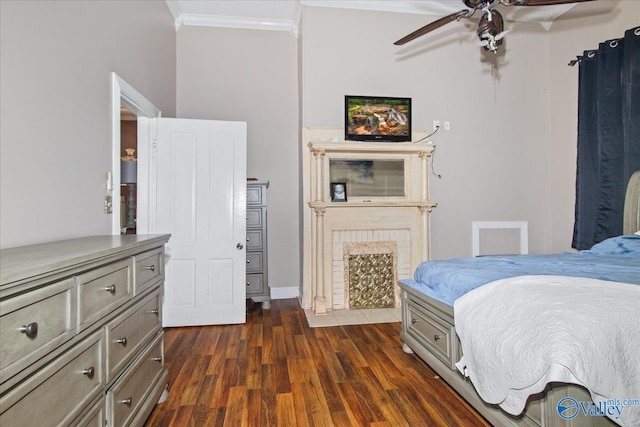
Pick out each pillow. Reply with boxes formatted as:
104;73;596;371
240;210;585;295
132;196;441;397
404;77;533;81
582;235;640;257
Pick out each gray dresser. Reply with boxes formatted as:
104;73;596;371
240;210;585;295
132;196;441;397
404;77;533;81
0;234;170;426
246;180;271;309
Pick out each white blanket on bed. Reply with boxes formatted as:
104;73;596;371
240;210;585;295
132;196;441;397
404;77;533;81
453;275;640;427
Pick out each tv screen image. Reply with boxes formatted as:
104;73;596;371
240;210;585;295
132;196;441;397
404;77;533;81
345;96;411;142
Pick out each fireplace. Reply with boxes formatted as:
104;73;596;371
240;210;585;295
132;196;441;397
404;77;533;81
331;231;409;310
302;128;437;315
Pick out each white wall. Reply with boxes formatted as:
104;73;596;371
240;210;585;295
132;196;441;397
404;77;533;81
300;6;556;259
0;0;176;248
299;1;638;260
175;26;300;290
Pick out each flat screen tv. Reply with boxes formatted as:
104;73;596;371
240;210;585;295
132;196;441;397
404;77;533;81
345;95;411;142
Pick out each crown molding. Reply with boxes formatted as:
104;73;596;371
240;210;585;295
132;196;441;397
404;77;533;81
165;0;300;35
164;0;574;35
181;13;298;34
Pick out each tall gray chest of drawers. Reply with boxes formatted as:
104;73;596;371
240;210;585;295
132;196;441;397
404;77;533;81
246;180;271;309
0;234;170;426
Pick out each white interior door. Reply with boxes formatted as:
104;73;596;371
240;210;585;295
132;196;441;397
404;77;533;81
154;118;247;326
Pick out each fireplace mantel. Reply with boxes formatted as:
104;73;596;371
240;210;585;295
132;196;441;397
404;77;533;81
301;128;437;315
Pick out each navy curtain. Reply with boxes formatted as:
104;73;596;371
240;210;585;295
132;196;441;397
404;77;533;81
572;26;640;250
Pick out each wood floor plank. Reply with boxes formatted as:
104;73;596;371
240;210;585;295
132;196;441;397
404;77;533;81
145;299;491;427
246;345;263;390
290;382;313;427
335;381;375;426
223;386;248;427
275;392;296;427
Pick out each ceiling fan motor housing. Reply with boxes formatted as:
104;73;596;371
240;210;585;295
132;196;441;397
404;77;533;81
477;9;505;51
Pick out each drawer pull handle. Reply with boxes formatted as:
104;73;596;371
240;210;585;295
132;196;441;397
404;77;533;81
152;356;162;362
145;264;156;271
434;334;441;341
149;308;159;315
411;319;417;325
247;282;251;286
116;337;127;346
19;322;38;338
119;397;132;406
82;367;95;378
104;284;116;294
247;259;250;264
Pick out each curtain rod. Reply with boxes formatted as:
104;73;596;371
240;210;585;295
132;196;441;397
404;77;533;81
569;27;640;67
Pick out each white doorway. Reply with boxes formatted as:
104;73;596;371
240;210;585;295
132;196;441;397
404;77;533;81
111;76;248;326
111;73;161;236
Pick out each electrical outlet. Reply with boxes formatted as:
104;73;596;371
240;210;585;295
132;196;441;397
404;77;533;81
433;120;440;131
104;195;113;214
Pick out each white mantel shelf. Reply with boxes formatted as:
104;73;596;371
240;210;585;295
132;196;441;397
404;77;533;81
308;140;436;154
309;201;437;209
302;128;437;315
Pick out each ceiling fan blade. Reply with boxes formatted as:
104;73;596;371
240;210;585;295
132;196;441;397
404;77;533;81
495;30;509;40
500;0;594;5
394;9;470;45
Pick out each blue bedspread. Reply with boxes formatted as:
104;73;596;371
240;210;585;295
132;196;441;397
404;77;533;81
400;234;640;307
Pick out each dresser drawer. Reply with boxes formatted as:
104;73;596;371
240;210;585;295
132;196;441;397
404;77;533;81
77;258;131;332
74;396;105;427
247;208;263;228
246;273;265;294
108;332;164;427
246;229;264;251
133;248;163;296
106;289;162;382
0;330;104;426
246;252;263;272
0;278;75;383
406;299;457;369
247;186;265;205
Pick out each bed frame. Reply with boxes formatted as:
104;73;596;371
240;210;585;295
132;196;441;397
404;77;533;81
399;171;640;427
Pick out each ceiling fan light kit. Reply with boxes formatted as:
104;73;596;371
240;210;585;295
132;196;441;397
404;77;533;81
394;0;595;54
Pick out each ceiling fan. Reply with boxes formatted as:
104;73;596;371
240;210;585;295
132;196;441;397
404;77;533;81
394;0;594;53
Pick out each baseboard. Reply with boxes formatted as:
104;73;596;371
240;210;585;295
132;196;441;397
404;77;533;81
270;286;299;299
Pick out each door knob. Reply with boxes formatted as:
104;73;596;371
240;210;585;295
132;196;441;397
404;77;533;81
236;243;244;250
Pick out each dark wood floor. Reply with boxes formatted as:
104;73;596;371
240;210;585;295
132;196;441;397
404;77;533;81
145;299;490;426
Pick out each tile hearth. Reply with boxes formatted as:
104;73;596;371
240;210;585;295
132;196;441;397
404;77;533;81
304;306;401;328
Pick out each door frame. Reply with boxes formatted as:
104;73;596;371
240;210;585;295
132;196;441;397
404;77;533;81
110;73;161;235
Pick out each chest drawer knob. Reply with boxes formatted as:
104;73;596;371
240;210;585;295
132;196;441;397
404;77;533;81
411;318;417;325
103;284;116;294
434;334;441;341
82;366;95;378
115;337;127;346
19;322;39;338
152;356;162;362
144;264;156;271
119;397;133;406
148;308;159;315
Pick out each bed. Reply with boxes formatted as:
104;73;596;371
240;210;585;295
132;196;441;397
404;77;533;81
399;171;640;427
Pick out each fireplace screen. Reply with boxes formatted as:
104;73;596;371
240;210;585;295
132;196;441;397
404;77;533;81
347;253;396;309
